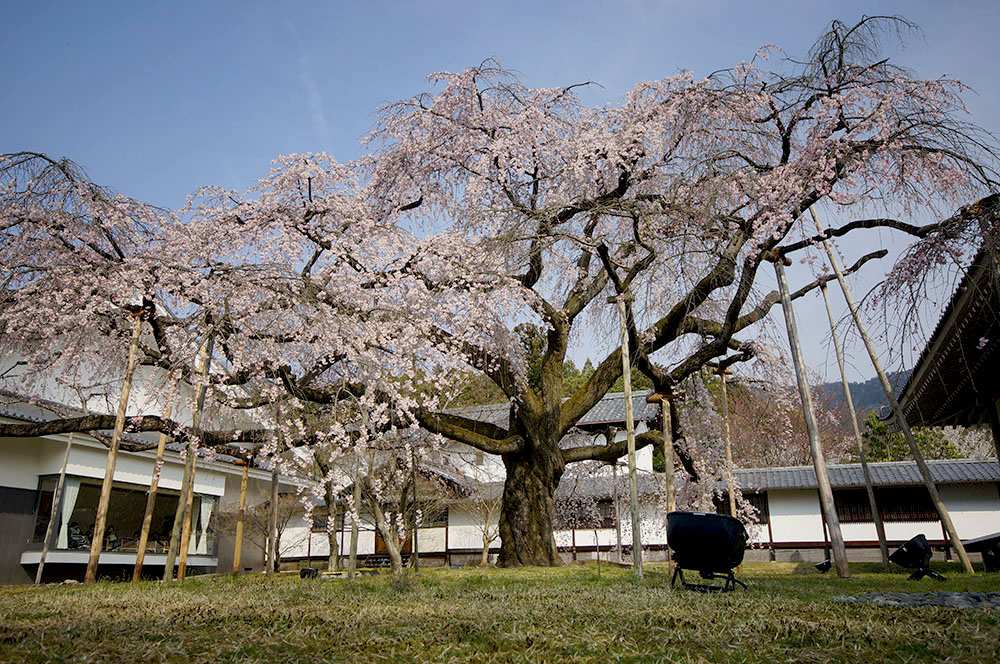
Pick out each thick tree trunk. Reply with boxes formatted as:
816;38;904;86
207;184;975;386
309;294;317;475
497;443;564;567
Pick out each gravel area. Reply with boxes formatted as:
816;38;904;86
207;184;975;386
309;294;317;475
834;592;1000;609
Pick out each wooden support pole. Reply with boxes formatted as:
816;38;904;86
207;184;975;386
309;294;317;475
809;206;974;574
612;462;623;563
411;446;419;572
718;371;738;519
266;462;280;577
773;258;850;578
177;453;198;581
660;397;675;575
614;294;643;579
163;441;194;581
85;312;143;584
178;337;213;581
35;433;75;585
164;334;214;581
348;455;360;580
233;460;248;575
819;282;890;571
132;399;173;582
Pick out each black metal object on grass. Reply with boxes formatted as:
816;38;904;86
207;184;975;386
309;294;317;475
962;532;1000;573
889;534;946;581
667;511;748;592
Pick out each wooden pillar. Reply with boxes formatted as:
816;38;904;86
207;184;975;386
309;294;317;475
178;337;213;581
85;312;143;584
772;256;850;578
766;499;776;562
133;399;173;582
810;206;974;574
177;454;198;580
718;371;737;518
660;397;675;574
35;433;75;584
340;511;347;570
266;462;280;577
818;492;832;561
444;509;450;568
613;293;643;579
163;442;195;581
819;282;890;570
348;455;360;580
411;447;419;572
164;334;214;581
613;463;622;563
232;460;248;575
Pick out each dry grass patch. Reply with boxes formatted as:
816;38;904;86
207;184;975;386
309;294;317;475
0;563;998;663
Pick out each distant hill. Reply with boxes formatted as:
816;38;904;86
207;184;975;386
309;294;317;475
816;369;912;418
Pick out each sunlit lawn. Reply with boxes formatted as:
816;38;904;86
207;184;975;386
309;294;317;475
1;562;998;663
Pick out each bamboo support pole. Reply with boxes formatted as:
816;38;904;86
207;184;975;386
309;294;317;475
232;461;248;575
85;312;143;584
614;294;643;579
35;433;75;584
773;258;850;578
809;206;974;573
819;282;890;570
132;399;173;582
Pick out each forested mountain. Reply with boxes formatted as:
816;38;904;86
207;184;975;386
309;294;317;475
816;370;912;418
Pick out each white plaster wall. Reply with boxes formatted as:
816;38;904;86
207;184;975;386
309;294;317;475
59;441;226;496
767;490;826;543
0;436;44;490
555;528;621;548
448;506;497;550
940;483;1000;539
417;526;446;553
764;484;1000;545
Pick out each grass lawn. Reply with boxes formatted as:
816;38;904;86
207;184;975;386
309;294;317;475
1;562;998;663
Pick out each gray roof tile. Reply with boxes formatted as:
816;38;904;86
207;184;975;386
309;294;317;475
734;459;1000;491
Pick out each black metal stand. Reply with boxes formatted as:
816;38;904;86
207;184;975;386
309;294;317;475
671;566;747;592
907;567;946;581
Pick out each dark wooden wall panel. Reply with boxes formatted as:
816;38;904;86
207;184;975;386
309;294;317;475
0;485;38;585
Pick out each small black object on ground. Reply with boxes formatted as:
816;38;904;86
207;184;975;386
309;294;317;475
890;534;946;581
815;559;832;573
667;511;748;592
299;567;319;579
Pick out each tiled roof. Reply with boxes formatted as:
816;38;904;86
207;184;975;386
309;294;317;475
444;390;661;429
555;471;664;499
734;458;1000;491
897;238;1000;426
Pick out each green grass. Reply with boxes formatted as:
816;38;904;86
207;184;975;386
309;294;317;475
1;562;998;663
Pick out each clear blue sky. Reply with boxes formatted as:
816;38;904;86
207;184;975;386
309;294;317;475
3;1;998;381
